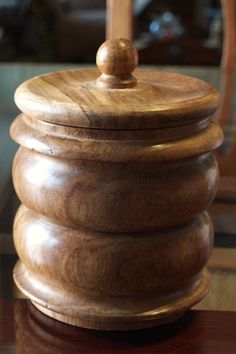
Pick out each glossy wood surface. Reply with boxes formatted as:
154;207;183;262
96;38;138;88
106;0;133;40
1;299;236;354
13;67;219;129
11;39;223;330
14;40;220;129
0;63;234;242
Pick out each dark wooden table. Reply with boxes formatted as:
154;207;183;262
1;299;236;354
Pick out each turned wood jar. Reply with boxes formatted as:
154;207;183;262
10;39;223;330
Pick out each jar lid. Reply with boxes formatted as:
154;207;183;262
14;39;219;130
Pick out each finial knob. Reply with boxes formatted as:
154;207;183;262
96;38;138;89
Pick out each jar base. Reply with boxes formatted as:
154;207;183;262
13;262;210;331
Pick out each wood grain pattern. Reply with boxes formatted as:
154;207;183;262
11;39;223;330
13;68;220;129
10;114;222;163
11;128;221;232
14;41;220;130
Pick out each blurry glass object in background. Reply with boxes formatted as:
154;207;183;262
204;7;223;48
0;0;222;65
149;11;185;40
0;0;31;61
135;0;222;65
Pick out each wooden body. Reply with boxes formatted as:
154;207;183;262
11;39;223;330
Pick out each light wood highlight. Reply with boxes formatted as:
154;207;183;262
96;38;138;88
14;69;220;130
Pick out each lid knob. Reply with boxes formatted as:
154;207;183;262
96;38;138;89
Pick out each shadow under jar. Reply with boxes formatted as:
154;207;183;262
10;39;223;331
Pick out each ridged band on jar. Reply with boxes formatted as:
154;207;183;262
10;114;223;162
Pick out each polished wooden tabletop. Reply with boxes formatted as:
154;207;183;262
1;298;236;354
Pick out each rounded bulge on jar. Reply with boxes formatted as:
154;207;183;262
13;204;213;297
12;144;219;232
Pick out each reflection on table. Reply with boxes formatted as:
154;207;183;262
1;298;236;354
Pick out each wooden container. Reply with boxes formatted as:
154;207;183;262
10;39;223;331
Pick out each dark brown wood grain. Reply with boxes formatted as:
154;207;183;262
10;39;223;330
14;40;220;129
1;299;236;354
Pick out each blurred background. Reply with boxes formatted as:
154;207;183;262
0;0;222;65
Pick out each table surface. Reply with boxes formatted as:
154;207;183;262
1;63;236;353
1;298;236;354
